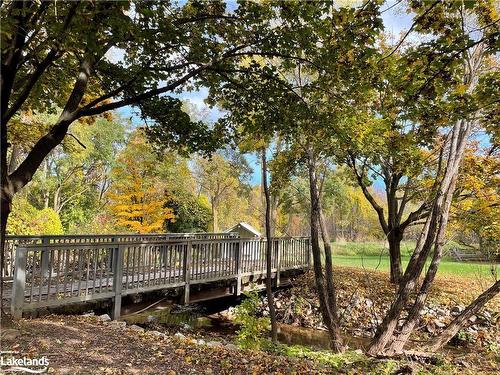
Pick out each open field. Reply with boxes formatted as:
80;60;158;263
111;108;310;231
330;241;497;279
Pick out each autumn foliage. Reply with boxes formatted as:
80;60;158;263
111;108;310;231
107;131;175;233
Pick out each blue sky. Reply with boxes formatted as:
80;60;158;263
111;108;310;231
117;1;413;186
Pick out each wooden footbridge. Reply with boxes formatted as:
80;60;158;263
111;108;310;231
3;233;310;319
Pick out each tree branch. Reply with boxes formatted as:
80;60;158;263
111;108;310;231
379;0;440;62
348;153;389;234
76;65;208;118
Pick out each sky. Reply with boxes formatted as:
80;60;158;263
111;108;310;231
117;1;413;186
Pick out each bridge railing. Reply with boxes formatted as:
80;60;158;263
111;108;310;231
2;233;238;280
10;237;310;318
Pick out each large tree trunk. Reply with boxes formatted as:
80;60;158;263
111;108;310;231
387;229;403;284
307;146;342;352
426;280;500;352
261;150;278;343
0;188;13;318
368;116;474;356
386;173;459;355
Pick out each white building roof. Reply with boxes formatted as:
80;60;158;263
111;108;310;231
224;222;262;237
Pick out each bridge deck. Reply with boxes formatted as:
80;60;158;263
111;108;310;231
6;236;310;319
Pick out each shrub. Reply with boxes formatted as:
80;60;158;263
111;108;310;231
233;289;270;350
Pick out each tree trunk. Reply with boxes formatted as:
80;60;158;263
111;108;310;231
307;145;342;352
426;280;500;352
0;189;12;318
211;198;219;232
7;144;21;174
386;173;459;354
54;186;61;213
319;209;343;351
270;194;278;237
368;115;474;356
261;150;278;343
387;229;404;284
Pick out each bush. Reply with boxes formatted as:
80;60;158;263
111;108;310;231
233;289;270;350
7;197;64;235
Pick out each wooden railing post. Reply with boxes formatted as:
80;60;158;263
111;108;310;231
274;239;281;287
111;244;124;320
40;237;50;279
11;246;27;319
306;238;311;268
109;235;117;272
235;239;242;296
182;240;192;305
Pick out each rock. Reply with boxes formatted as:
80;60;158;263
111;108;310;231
482;310;492;320
451;306;463;316
457;359;471;368
82;312;95;317
225;343;238;350
197;339;206;346
174;332;186;339
109;321;126;329
150;330;166;337
129;325;144;332
98;314;111;322
206;341;223;347
436;307;448;316
434;320;446;328
1;329;20;340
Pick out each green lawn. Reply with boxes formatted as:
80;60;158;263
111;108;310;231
330;241;497;279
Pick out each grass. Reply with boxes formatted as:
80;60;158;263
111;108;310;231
330;241;497;279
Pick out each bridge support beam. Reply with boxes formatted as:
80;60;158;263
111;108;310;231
182;241;192;305
274;239;281;288
234;239;242;296
11;246;27;319
111;245;124;319
40;237;50;279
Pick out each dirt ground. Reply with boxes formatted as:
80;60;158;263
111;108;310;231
0;315;329;374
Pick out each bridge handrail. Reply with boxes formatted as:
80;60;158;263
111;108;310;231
13;236;310;250
2;232;239;280
9;236;311;319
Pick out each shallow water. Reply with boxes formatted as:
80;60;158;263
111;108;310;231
122;298;371;351
277;323;371;350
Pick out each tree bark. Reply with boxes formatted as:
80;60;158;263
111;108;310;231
307;145;342;352
319;209;343;351
386;171;459;354
261;150;278;343
387;229;403;284
211;198;219;232
367;116;474;356
426;280;500;352
0;189;13;318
